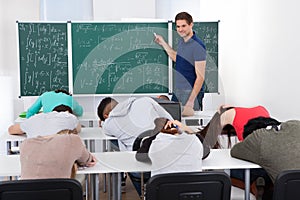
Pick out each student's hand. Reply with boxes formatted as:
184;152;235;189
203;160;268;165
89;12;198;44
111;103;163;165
164;120;180;129
86;155;97;167
164;120;194;134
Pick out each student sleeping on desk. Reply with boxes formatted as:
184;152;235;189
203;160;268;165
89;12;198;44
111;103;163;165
197;104;288;200
135;117;209;177
8;105;82;138
20;128;97;179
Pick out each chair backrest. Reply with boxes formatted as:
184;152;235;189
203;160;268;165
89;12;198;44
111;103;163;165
0;178;83;200
273;170;300;200
145;171;231;200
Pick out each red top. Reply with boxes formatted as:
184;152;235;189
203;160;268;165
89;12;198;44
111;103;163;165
232;106;270;141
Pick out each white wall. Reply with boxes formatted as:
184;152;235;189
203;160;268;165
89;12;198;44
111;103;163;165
0;0;40;129
0;0;299;122
200;0;300;121
93;0;155;20
155;0;201;20
40;0;93;21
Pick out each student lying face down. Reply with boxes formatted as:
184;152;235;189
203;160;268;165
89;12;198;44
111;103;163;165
135;118;209;177
97;97;173;151
8;104;82;138
26;89;83;118
197;104;271;149
20;128;97;179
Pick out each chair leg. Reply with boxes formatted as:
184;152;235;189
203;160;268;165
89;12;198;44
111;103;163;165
140;172;144;199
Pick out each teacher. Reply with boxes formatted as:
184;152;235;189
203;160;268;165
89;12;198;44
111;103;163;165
154;11;206;115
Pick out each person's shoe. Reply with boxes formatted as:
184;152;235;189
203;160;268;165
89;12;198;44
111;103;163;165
121;181;126;193
256;177;265;200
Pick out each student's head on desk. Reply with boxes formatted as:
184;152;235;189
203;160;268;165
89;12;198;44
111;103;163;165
157;95;170;101
97;97;118;127
54;89;72;96
8;104;78;136
52;104;73;114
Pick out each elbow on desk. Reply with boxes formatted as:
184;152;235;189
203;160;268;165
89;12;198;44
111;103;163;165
8;124;24;135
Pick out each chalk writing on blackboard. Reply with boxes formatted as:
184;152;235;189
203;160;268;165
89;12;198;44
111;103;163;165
71;23;169;94
18;22;69;96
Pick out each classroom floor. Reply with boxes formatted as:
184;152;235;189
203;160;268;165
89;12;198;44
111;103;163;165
93;174;141;200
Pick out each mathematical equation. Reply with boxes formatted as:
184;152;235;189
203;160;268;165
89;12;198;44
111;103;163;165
18;23;68;96
72;22;169;94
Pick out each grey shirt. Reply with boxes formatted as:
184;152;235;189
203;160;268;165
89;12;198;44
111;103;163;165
231;120;300;182
103;97;173;151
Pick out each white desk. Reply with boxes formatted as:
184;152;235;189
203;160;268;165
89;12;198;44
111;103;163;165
0;127;117;154
87;149;260;200
0;155;20;177
0;149;260;200
16;110;215;126
15;112;98;126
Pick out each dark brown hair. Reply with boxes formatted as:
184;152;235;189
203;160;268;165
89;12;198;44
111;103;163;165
54;89;71;96
52;104;73;114
175;12;193;25
97;97;118;121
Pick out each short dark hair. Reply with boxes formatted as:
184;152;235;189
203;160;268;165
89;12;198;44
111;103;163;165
243;117;281;139
175;12;193;25
97;97;116;121
54;89;71;96
52;104;73;114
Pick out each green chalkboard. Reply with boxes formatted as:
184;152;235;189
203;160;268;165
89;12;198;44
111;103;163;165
18;22;69;96
173;21;219;93
71;22;169;94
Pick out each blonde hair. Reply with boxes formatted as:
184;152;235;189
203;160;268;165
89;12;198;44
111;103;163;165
57;129;78;178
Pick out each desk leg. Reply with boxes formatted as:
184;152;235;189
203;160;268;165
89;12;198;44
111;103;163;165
7;141;11;155
89;140;95;153
89;174;99;200
89;120;94;127
245;169;250;200
95;174;99;200
141;173;144;199
85;176;88;200
111;173;121;200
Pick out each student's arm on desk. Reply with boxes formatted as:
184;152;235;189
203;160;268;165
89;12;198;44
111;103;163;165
75;136;97;167
166;120;194;134
26;96;42;118
8;124;25;135
230;131;262;164
85;154;97;167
